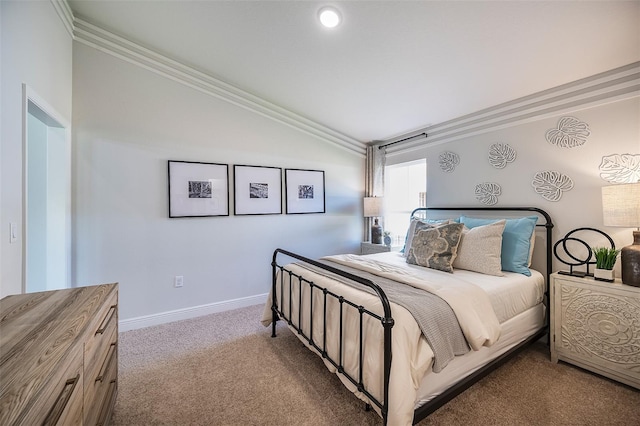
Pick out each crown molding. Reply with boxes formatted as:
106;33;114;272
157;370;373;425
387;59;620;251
72;18;366;157
50;0;74;38
383;61;640;156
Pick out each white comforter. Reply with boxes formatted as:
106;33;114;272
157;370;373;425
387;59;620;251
262;253;501;426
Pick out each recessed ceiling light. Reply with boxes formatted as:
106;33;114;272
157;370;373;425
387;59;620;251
318;7;341;29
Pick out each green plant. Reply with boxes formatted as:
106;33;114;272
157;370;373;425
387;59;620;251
591;247;620;270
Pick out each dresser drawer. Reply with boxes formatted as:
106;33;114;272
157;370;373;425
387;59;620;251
95;367;118;426
84;335;117;426
20;347;84;426
0;284;118;426
87;289;118;346
84;290;118;426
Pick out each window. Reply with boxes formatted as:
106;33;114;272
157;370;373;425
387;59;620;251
384;159;426;246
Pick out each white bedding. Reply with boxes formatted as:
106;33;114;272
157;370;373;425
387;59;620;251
415;303;545;408
363;252;545;323
262;251;545;426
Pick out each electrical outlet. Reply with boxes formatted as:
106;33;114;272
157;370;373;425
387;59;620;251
174;276;184;288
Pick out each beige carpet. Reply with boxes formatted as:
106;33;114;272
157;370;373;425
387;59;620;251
112;304;640;425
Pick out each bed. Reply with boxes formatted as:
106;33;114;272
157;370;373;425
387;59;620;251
263;207;554;425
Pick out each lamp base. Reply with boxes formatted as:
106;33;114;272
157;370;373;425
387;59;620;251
621;230;640;287
371;219;382;245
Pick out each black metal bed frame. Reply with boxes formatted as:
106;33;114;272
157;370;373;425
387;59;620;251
270;206;554;425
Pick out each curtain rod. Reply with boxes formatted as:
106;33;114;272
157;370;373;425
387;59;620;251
378;132;427;149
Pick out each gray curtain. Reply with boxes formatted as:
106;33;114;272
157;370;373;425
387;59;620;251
364;145;386;241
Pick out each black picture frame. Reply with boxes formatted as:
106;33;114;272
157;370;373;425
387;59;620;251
233;165;282;215
285;169;326;214
168;160;229;218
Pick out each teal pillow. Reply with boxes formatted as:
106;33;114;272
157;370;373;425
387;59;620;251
459;215;538;276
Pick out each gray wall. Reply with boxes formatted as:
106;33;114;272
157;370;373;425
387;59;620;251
0;1;73;297
388;94;640;277
72;43;364;326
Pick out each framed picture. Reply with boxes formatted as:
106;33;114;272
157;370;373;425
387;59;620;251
168;160;229;217
234;165;282;215
285;169;325;214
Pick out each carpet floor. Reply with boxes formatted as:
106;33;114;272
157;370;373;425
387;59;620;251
112;304;640;425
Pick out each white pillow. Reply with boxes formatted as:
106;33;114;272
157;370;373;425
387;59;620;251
453;220;506;276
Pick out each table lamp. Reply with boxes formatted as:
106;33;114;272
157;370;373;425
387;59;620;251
602;183;640;287
364;197;384;244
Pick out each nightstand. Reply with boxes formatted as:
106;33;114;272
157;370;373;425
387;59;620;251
360;242;391;255
550;272;640;389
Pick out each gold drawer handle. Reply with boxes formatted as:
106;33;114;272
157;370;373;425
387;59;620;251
96;305;117;335
42;374;80;426
95;342;117;383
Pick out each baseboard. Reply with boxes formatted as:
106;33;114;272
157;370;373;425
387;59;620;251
119;293;268;332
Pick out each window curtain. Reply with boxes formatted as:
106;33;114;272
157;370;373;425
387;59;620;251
364;145;386;241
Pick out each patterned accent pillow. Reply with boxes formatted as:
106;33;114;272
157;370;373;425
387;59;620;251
453;220;506;276
406;222;464;273
402;219;452;257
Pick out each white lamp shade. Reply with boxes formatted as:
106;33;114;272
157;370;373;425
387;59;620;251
602;183;640;227
363;197;384;217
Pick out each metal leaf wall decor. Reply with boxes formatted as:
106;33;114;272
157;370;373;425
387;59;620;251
545;116;590;148
439;151;460;173
599;154;640;183
488;143;517;169
475;182;501;206
532;171;574;202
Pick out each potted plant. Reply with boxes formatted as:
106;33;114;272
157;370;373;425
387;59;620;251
591;246;620;282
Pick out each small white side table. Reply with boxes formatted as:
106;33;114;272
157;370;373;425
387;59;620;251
550;272;640;389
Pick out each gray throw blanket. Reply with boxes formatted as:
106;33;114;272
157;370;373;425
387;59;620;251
296;260;469;373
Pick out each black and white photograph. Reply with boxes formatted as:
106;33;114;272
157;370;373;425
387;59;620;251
285;169;325;214
298;184;314;199
234;165;282;215
168;160;229;217
249;182;269;199
189;180;212;198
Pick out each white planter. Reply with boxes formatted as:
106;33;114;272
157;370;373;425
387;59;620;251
594;268;615;282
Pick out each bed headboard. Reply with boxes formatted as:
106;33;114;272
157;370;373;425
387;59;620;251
410;206;554;285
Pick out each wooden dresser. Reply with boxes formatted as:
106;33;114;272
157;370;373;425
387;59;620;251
0;284;118;425
550;273;640;389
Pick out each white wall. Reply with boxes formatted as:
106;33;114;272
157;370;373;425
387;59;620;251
72;43;363;325
390;95;640;276
0;0;73;298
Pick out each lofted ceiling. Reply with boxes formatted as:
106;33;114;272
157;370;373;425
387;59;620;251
67;0;640;144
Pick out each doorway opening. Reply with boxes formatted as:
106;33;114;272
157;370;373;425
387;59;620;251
23;85;71;293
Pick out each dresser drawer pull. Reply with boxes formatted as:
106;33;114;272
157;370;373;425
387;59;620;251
95;342;117;383
96;305;117;335
42;374;80;426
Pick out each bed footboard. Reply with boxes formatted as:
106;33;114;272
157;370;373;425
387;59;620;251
271;248;394;424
